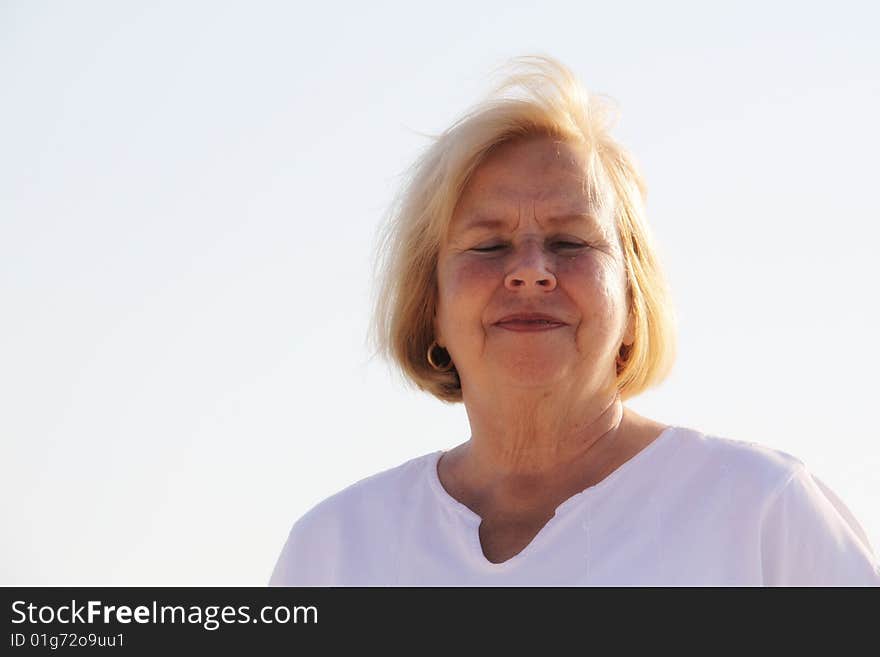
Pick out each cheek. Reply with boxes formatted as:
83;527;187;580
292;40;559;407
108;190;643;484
439;257;501;304
436;258;500;332
561;255;628;334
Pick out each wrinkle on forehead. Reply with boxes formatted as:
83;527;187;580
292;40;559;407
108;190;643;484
462;204;600;231
454;136;613;224
451;182;614;242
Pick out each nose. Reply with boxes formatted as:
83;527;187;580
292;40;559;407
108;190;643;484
504;241;557;291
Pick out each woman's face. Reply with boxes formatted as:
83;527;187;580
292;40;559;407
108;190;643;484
435;135;633;398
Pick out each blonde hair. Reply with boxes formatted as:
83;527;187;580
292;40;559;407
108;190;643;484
372;55;675;402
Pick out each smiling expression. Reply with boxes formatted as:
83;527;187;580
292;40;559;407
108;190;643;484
434;134;634;396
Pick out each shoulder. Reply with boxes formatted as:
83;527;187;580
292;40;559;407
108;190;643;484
268;450;440;586
283;449;439;535
667;425;879;585
306;450;437;523
665;425;806;496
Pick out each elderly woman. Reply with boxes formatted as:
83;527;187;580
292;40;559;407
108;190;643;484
270;56;879;586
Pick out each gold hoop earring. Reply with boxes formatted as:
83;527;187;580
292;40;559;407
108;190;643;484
427;341;454;372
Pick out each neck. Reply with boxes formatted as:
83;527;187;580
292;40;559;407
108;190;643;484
459;377;624;478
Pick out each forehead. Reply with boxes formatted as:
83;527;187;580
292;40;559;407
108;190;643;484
452;135;599;225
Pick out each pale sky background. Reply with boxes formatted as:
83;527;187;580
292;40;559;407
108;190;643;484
2;0;878;585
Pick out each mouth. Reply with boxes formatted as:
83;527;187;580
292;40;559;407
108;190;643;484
493;314;567;332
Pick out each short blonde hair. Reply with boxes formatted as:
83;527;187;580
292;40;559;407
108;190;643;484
372;55;675;402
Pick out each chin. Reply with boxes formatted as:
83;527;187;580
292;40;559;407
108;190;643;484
491;352;572;389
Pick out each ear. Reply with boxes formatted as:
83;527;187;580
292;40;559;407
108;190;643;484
432;313;444;348
622;310;636;347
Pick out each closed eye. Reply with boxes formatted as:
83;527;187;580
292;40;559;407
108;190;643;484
551;241;588;250
471;244;507;253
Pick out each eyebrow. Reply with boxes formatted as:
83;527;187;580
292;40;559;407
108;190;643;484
458;212;600;233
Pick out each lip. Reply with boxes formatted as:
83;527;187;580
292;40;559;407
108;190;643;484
493;313;568;332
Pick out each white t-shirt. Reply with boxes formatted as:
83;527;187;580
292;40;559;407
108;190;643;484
269;426;880;586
